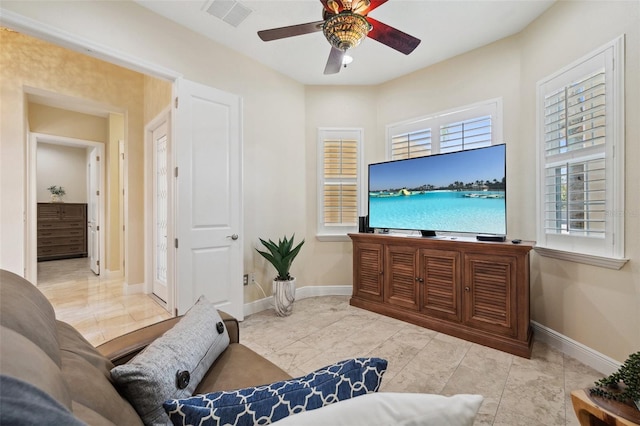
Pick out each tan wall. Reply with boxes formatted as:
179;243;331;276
28;103;108;142
107;113;124;272
143;75;172;124
299;86;379;293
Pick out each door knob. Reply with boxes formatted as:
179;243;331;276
227;234;239;240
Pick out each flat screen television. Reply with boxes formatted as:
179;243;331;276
368;144;506;237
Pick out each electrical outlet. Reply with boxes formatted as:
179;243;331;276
243;274;249;286
249;272;255;284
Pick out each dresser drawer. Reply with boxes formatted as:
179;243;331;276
38;227;85;239
37;244;87;257
38;221;85;230
38;236;86;247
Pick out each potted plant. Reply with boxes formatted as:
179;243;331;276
590;352;640;412
47;185;66;202
256;234;304;317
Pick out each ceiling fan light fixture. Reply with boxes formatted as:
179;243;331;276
322;12;371;51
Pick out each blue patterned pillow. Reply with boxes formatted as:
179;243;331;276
163;357;387;426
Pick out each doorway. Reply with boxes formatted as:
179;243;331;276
28;132;106;285
7;20;244;319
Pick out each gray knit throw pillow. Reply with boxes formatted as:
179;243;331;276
111;296;230;425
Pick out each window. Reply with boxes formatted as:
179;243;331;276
317;128;363;239
536;36;625;268
387;99;501;160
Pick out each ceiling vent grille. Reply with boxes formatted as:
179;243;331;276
205;0;252;28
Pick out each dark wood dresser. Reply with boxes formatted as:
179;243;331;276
37;203;87;261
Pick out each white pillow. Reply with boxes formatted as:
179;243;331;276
271;392;483;426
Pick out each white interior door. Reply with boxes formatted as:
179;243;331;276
152;120;169;302
174;78;243;319
87;148;100;275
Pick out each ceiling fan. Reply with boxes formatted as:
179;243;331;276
257;0;421;75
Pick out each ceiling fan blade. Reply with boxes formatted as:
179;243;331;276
354;0;388;15
258;20;324;42
324;47;344;75
366;17;421;55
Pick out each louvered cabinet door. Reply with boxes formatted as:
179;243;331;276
419;249;461;322
384;245;419;311
353;242;384;302
463;253;517;337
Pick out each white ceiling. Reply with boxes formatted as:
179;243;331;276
134;0;555;86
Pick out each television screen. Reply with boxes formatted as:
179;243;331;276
368;144;506;235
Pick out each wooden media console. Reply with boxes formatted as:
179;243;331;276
349;233;534;358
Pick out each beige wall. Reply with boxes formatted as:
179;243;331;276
143;75;172;124
107;113;124;272
36;143;88;203
28;103;108;142
301;86;379;291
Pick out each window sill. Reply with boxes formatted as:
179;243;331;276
316;234;352;242
534;246;628;270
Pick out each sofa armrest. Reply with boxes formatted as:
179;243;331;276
219;310;240;344
96;310;240;365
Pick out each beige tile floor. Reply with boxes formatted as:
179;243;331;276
40;258;601;425
38;258;171;345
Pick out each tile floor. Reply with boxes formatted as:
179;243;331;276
38;258;171;345
40;258;601;425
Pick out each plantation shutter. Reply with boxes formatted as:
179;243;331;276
440;116;492;153
536;36;625;266
323;138;358;225
387;99;500;161
542;70;607;237
391;129;431;160
317;128;363;237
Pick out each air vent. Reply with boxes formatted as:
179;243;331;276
205;0;252;28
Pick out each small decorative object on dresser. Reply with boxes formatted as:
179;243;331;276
256;234;304;317
46;185;66;202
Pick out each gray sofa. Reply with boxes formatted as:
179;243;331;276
0;269;291;425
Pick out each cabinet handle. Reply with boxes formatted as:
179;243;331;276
379;271;384;276
416;277;424;283
465;286;470;292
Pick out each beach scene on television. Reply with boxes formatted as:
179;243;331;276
368;145;506;235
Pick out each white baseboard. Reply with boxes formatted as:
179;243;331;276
123;282;144;295
243;284;352;317
531;321;621;375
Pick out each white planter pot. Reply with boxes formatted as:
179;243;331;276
272;277;296;317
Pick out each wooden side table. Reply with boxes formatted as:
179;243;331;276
571;389;640;425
